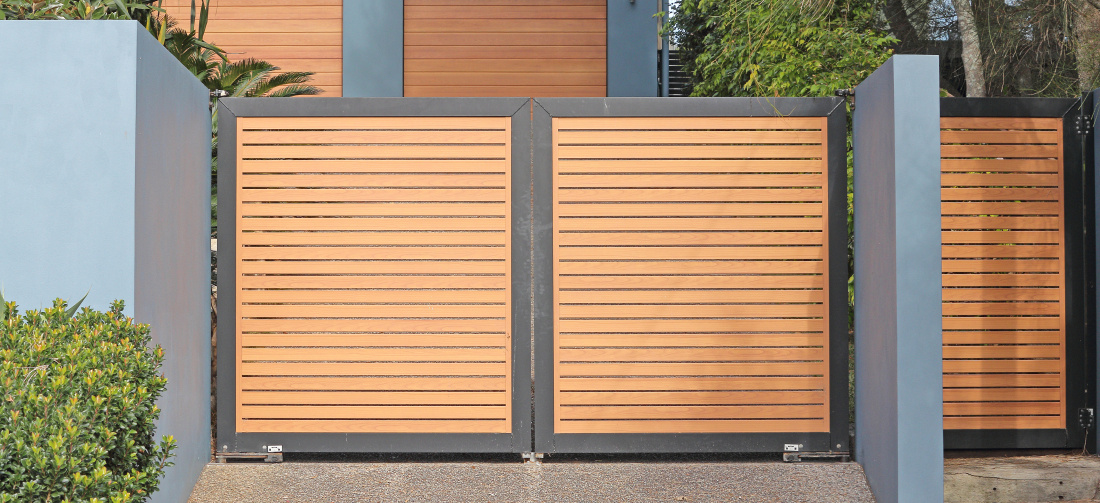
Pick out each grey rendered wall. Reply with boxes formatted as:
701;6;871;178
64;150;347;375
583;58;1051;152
853;55;943;503
0;21;209;503
607;0;659;96
0;21;137;312
134;27;212;503
342;0;403;97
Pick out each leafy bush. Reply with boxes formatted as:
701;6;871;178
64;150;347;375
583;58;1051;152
0;298;175;503
0;0;160;21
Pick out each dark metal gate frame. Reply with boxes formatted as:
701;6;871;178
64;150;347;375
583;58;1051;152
941;97;1095;450
531;97;850;453
216;98;534;453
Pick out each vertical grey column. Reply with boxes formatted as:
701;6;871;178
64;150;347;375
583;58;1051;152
607;0;659;97
343;0;403;97
853;55;943;503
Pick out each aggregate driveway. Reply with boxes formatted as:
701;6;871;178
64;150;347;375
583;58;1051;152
186;454;874;502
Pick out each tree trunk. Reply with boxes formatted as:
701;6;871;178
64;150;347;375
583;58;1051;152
1076;1;1100;91
954;0;986;97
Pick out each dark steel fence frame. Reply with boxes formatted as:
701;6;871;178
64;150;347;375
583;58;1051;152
530;97;851;453
216;98;534;453
940;97;1094;450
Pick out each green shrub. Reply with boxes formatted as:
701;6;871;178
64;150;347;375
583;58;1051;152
0;299;175;503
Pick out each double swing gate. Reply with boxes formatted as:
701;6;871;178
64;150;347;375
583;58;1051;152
216;96;1093;455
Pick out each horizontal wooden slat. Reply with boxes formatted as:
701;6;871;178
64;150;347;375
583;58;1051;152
238;419;508;433
943;345;1062;359
557;376;825;391
241;203;506;217
556;130;824;145
241;334;509;347
241;217;507;232
557;246;825;261
559;391;827;406
556;275;823;290
557;145;823;160
239;160;508;174
943;374;1063;388
558;289;825;304
240;130;507;145
239;275;507;290
405;72;605;87
944;402;1061;416
941;173;1060;188
406;46;606;59
941;130;1061;144
558;405;825;420
943;388;1061;402
241;347;506;362
941;231;1061;244
238;116;508;130
942;360;1062;373
556;231;822;246
942;245;1060;258
239;144;507;159
240;391;508;405
239;289;508;304
556;117;824;130
241;304;507;319
239;230;507;246
556;203;826;218
942;302;1060;316
557;159;824;174
556;174;824;189
405;58;606;74
558;348;823;362
556;362;827;376
941;274;1059;287
942;331;1063;345
942;317;1061;330
942;216;1060;230
558;304;823;319
405;5;605;18
558;333;825;347
406;18;605;33
241;362;508;376
941;259;1059;273
944;416;1062;430
554;419;829;434
239;376;508;391
557;217;824;232
404;32;606;46
240;260;506;275
942;288;1060;301
941;188;1060;202
241;318;508;333
557;261;824;275
241;405;507;420
558;319;822;334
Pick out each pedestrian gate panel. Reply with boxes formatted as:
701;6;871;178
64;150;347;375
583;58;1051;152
940;98;1089;449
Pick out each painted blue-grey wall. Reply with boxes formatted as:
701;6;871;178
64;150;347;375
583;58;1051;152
607;0;659;97
343;0;403;97
134;26;212;503
0;21;137;312
853;55;943;503
0;21;210;503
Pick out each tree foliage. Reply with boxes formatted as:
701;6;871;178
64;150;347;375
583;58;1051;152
0;0;159;21
668;0;897;97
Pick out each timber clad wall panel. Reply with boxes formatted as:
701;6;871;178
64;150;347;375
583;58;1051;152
940;117;1066;431
163;0;342;96
404;0;607;97
234;116;512;433
551;117;831;434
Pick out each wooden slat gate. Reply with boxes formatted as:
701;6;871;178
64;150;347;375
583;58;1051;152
940;98;1090;449
216;98;532;453
532;98;850;453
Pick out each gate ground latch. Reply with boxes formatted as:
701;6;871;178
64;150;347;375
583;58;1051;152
215;445;283;463
783;451;851;463
521;452;545;464
1079;408;1095;430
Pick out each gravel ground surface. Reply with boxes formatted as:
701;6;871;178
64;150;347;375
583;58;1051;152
186;454;874;502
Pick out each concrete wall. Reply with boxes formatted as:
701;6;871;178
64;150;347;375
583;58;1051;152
342;0;403;97
853;55;943;503
0;21;137;312
0;20;210;503
607;0;659;97
134;26;212;503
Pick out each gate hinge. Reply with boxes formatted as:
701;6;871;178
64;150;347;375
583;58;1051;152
1075;114;1093;136
1078;408;1094;430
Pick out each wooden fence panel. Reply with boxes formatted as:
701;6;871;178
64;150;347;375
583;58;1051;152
551;116;832;435
940;116;1066;431
235;116;512;434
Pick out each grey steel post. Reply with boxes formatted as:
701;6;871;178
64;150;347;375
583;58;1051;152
853;55;944;503
342;1;403;97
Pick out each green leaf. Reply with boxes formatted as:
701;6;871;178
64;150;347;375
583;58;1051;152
65;291;89;319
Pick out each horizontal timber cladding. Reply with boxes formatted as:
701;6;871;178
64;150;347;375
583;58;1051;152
940;116;1068;432
234;114;513;435
403;0;607;97
551;115;832;436
162;0;342;96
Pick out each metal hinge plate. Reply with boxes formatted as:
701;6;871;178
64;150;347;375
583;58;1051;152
1079;408;1094;430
